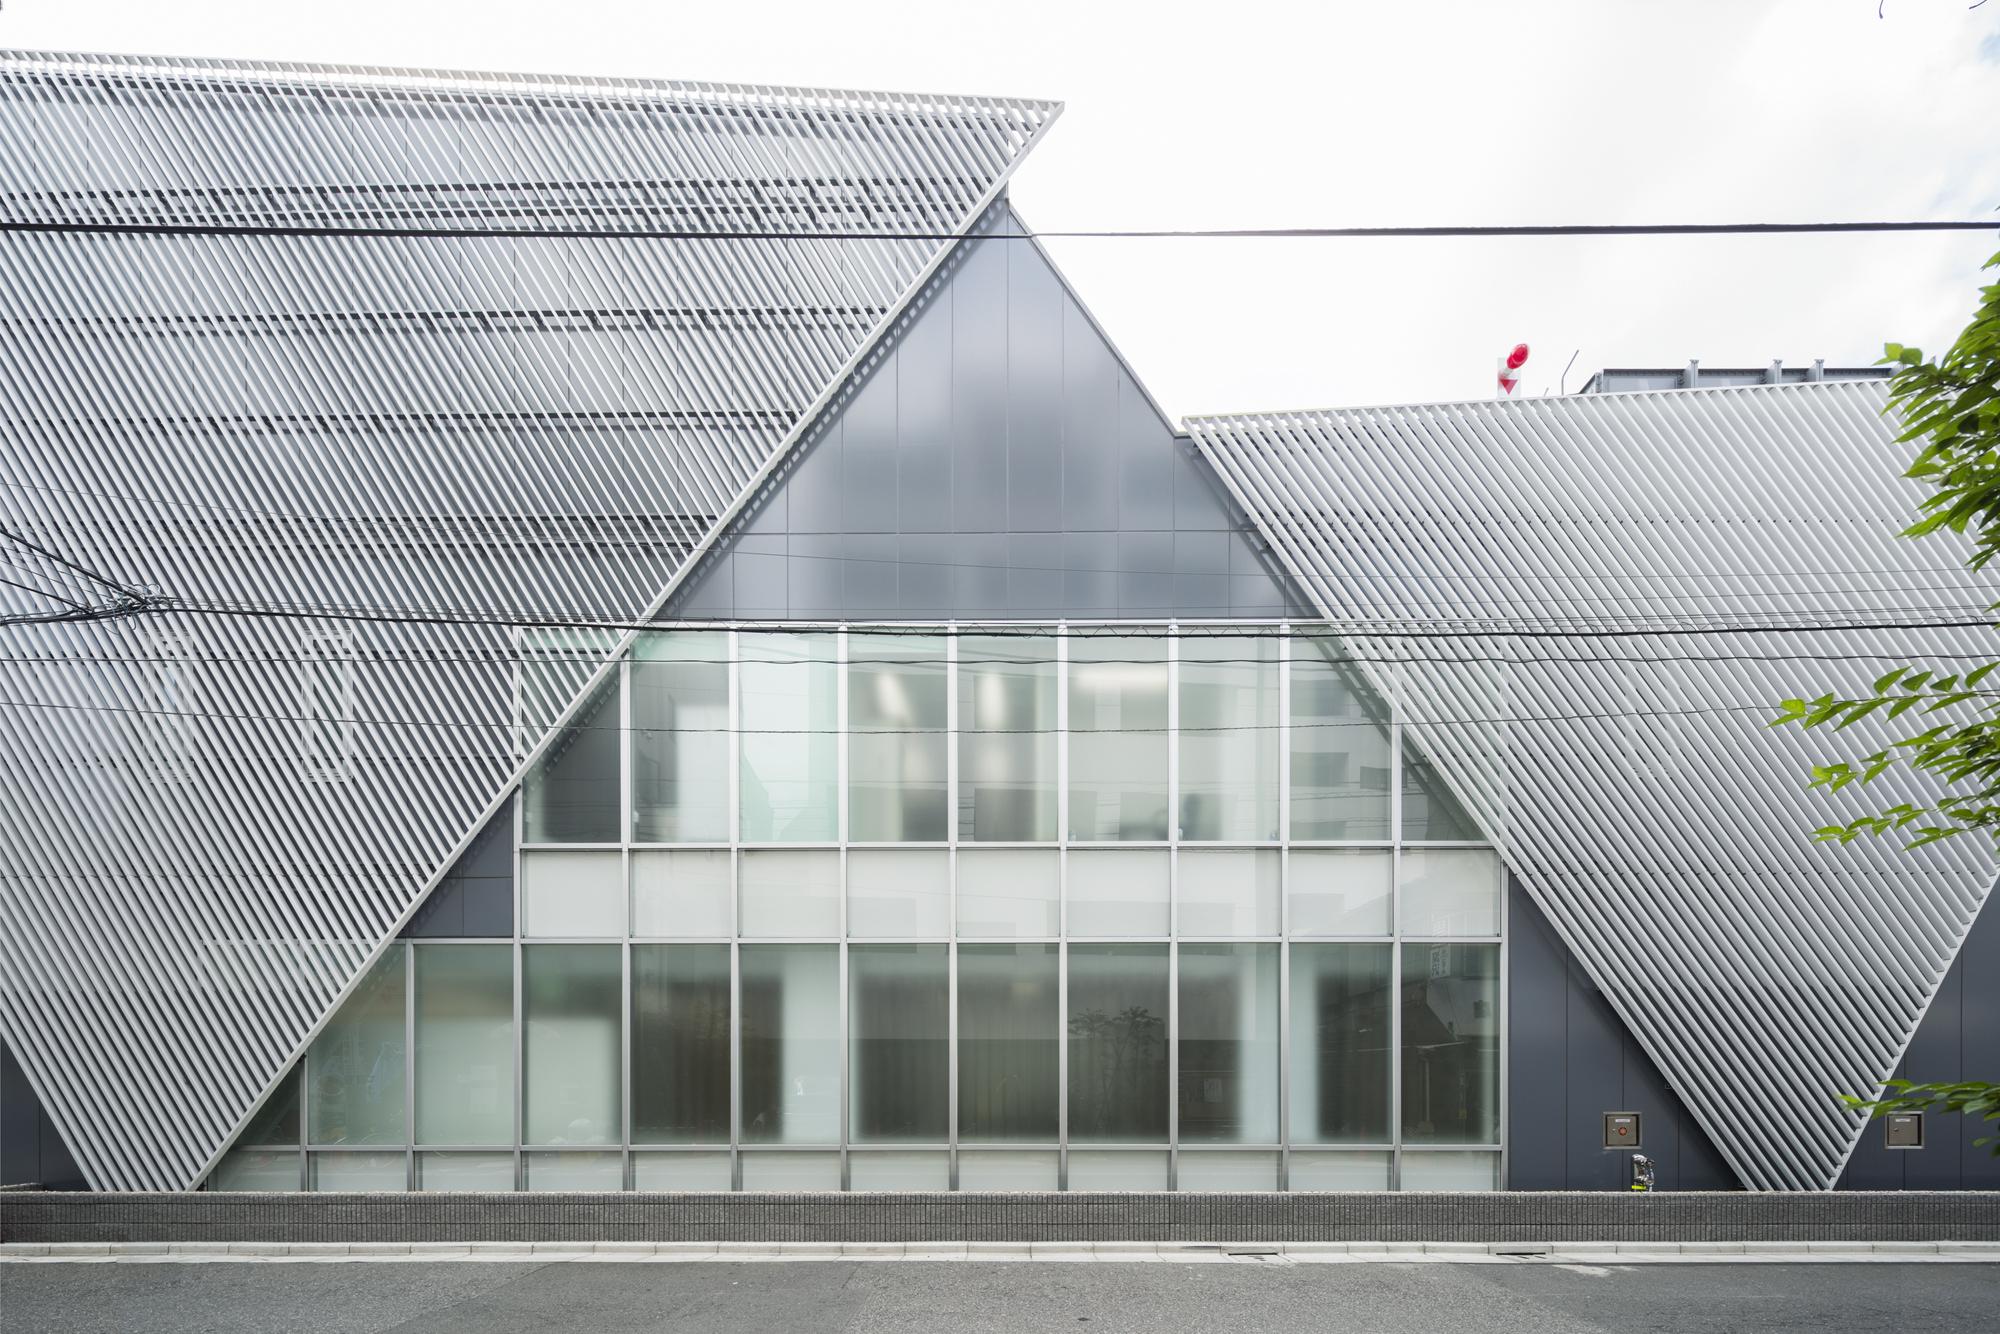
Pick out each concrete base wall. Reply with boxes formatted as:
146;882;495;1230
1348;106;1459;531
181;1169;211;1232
5;1191;1995;1245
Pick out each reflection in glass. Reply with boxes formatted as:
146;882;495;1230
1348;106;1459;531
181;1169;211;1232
740;945;839;1144
523;945;622;1145
632;945;730;1144
416;944;513;1145
1177;944;1279;1143
1403;744;1482;841
1401;1151;1500;1190
739;633;837;842
739;850;839;938
849;1152;949;1190
957;1150;1058;1191
523;670;620;844
240;1065;301;1146
631;849;733;937
308;944;405;1145
849;635;947;841
958;634;1057;842
211;1150;299;1191
1177;1151;1278;1191
419;1152;514;1191
1287;851;1393;936
849;944;948;1142
519;849;623;938
1066;1150;1168;1190
1068;634;1168;840
310;1151;406;1191
525;1152;622;1190
633;1153;732;1191
1290;637;1392;840
1290;1151;1392;1190
740;1152;840;1190
1067;944;1169;1142
1290;944;1392;1144
633;632;729;842
1179;634;1278;840
1401;943;1500;1144
958;944;1059;1142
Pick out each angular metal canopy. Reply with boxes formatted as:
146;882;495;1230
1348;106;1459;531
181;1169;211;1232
0;48;1057;1189
1188;381;1997;1190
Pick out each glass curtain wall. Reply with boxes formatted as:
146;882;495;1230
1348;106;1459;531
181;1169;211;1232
220;625;1501;1193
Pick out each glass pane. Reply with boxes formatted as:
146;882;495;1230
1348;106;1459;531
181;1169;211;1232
849;944;948;1142
211;1150;297;1191
632;632;729;843
1402;744;1481;841
1290;1151;1392;1190
958;944;1059;1143
632;944;731;1144
519;850;624;938
1177;850;1279;937
631;849;732;937
739;632;837;842
740;945;839;1144
634;1152;732;1191
1290;636;1391;841
1068;634;1168;841
1066;944;1168;1142
1178;634;1278;841
740;1152;840;1191
523;945;622;1146
1400;1151;1500;1191
849;1151;948;1191
1177;1151;1278;1191
239;1066;301;1146
1290;944;1393;1144
310;1151;406;1191
1067;849;1168;937
957;1150;1058;1191
956;850;1060;937
418;1152;514;1191
525;1152;622;1191
739;850;839;938
1401;943;1500;1144
415;944;514;1145
1177;944;1279;1143
308;944;406;1145
1066;1151;1167;1191
1288;851;1392;936
958;633;1057;842
849;634;947;842
523;673;620;844
848;850;949;938
1400;849;1501;936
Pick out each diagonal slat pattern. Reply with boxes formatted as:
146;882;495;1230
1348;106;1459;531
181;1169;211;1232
0;48;1055;1190
1188;382;1997;1191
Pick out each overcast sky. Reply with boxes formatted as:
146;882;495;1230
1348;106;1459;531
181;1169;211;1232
6;0;1997;417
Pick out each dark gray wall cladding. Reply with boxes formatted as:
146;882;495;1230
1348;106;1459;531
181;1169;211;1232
1839;883;2000;1190
666;202;1310;621
1;1039;86;1189
400;797;514;939
1507;880;1738;1191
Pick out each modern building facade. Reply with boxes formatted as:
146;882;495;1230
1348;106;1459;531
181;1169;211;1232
0;49;1993;1199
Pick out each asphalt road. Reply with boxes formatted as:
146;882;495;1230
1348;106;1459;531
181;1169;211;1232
4;1261;1997;1334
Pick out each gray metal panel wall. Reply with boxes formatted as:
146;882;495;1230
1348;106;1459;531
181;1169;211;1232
1188;383;1997;1190
0;48;1056;1190
1507;879;1737;1191
1;1039;86;1189
668;205;1309;621
399;798;515;940
1838;886;2000;1190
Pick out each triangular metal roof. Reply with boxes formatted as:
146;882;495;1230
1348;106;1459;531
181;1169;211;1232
0;48;1056;1190
1187;381;1997;1190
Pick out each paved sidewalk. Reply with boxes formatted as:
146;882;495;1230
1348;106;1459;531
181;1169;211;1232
5;1239;1998;1263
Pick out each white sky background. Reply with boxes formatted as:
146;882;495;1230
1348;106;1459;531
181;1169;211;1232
5;0;1997;417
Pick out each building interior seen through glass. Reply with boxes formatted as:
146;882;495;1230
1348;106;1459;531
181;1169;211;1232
213;626;1501;1193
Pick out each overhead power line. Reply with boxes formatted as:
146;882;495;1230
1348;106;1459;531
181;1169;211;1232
1;219;1994;243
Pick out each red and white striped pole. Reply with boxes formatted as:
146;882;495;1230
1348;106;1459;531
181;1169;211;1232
1497;342;1530;397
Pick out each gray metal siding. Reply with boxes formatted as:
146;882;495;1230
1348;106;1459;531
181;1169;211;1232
667;207;1308;621
1189;383;1997;1190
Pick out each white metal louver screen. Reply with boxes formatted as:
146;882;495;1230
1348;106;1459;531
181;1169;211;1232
0;48;1057;1190
1188;382;1997;1190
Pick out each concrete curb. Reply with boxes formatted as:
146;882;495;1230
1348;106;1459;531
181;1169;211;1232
3;1240;1998;1264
